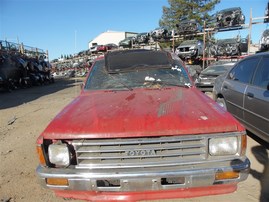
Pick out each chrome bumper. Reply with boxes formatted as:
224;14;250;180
36;158;250;192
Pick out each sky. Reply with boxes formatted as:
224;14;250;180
0;0;268;60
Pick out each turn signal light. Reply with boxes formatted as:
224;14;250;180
46;178;69;186
215;171;239;180
241;134;247;155
36;145;46;166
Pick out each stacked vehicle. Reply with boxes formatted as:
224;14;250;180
209;37;248;57
259;29;269;51
0;40;54;92
176;19;202;34
216;7;245;29
175;39;203;61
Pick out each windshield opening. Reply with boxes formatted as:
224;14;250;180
85;60;191;90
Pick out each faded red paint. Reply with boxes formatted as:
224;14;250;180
39;86;244;141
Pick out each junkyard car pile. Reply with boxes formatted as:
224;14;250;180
84;6;250;66
172;6;247;61
36;49;250;201
0;40;54;91
133;32;150;45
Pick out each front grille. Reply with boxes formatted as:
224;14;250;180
72;136;207;169
179;47;190;52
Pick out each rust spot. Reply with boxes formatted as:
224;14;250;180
125;93;136;101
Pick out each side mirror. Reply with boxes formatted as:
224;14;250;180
229;72;234;79
267;82;269;91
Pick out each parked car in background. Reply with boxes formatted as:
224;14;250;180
97;43;119;52
89;45;101;53
119;37;134;48
216;7;245;28
176;19;203;34
195;62;236;92
175;39;203;60
259;29;269;51
36;49;249;201
96;45;109;52
105;43;119;50
213;52;269;143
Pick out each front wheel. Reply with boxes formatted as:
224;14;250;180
216;97;227;110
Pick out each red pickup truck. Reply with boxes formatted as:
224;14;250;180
36;49;250;201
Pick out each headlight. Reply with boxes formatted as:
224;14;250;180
209;136;238;156
48;144;70;167
189;46;195;50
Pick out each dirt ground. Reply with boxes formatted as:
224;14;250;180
0;78;268;202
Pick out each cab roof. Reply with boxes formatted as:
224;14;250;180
105;49;173;73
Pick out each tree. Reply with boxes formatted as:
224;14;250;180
159;0;220;29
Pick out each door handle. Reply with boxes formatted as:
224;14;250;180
247;92;254;98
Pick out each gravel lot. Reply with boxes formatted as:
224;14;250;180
0;78;268;202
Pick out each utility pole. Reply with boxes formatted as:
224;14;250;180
202;20;206;70
248;8;252;55
172;29;175;52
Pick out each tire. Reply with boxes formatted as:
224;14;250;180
216;97;227;110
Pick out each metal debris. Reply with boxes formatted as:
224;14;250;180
7;116;17;125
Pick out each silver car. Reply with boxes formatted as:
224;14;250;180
175;40;203;60
213;52;269;142
195;62;236;92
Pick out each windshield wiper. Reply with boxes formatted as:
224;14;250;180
107;73;133;91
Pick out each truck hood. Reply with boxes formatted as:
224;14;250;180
41;87;243;139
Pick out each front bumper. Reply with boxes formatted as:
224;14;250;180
177;51;197;58
195;83;214;92
37;158;250;200
53;184;239;201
